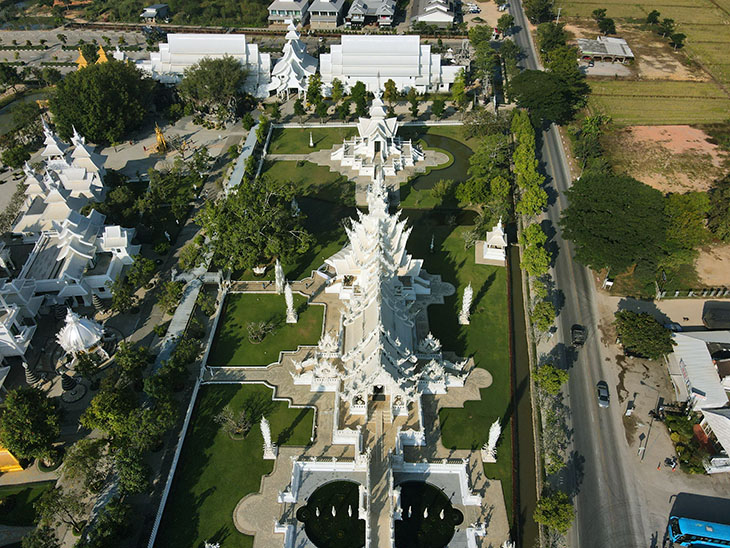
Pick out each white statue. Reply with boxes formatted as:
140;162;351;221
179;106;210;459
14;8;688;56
275;259;285;294
204;543;220;548
440;508;445;519
481;419;501;463
315;507;320;517
423;507;429;518
501;540;515;548
261;415;278;459
309;131;314;148
331;505;336;517
348;505;352;517
458;283;473;325
285;282;298;323
430;234;435;253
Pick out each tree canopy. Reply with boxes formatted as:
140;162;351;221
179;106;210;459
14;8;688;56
614;310;675;359
178;56;248;123
508;70;576;125
560;172;668;273
198;176;313;272
534;491;575;534
523;0;554;23
50;60;153;144
0;386;59;461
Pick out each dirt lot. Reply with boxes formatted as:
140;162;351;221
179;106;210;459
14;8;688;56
603;125;727;193
564;20;711;82
464;0;503;28
695;244;730;287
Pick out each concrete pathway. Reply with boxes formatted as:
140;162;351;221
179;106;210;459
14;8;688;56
0;525;34;547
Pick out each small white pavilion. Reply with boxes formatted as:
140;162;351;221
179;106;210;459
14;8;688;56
476;219;508;266
56;309;105;356
330;91;423;177
268;23;317;100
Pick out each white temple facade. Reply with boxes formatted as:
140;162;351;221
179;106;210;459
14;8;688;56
319;35;465;94
137;34;271;97
56;309;105;355
268;23;317;100
292;172;466;415
330;91;424;177
477;219;508;266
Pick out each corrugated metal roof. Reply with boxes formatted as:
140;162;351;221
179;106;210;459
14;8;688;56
673;332;730;410
703;408;730;455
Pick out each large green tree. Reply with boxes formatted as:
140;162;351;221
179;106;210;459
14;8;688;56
178;56;248;123
614;310;675;359
663;191;710;268
707;175;730;241
508;70;576;125
0;387;59;462
536;22;567;58
560;172;668;273
534;491;574;534
50;60;153;144
198;176;313;272
547;45;590;108
523;0;554;23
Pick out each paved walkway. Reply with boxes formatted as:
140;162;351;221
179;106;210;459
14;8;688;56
0;525;34;547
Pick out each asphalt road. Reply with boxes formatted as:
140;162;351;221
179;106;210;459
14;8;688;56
508;2;649;546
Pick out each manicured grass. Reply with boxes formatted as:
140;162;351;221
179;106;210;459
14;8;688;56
268;127;358;154
261;160;354;206
296;481;365;548
207;293;324;366
0;481;55;526
402;210;513;523
156;384;314;548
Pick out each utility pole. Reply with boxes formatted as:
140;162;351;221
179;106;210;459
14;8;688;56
556;7;562;23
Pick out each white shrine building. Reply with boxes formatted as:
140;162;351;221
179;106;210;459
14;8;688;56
292;172;466;415
330;91;424;177
268;23;318;100
138;34;271;97
319;35;465;94
476;219;508;267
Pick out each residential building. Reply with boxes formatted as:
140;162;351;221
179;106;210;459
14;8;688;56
138;34;272;97
308;0;346;27
411;0;455;27
577;36;634;63
666;331;730;410
345;0;395;27
140;4;170;22
267;0;310;26
320;35;465;94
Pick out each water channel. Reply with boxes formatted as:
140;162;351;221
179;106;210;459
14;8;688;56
507;228;539;548
0;90;49;136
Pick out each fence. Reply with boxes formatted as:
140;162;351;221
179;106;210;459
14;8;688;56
658;287;730;300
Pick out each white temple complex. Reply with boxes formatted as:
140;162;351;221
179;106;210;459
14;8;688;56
56;309;105;356
268;23;317;100
138;34;272;97
319;35;465;94
331;91;424;177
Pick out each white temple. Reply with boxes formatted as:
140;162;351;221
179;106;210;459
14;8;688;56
137;34;272;97
268;23;317;100
331;91;423;177
56;309;104;355
320;35;465;94
477;219;508;266
293;171;466;413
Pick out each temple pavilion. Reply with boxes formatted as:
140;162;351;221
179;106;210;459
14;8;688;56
330;91;424;177
268;22;318;100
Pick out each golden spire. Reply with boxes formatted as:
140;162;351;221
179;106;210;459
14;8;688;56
155;124;167;153
75;48;88;70
96;45;109;64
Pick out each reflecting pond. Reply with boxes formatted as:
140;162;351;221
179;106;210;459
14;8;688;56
0;91;49;136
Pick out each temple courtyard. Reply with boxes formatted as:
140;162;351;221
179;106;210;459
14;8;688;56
153;103;515;548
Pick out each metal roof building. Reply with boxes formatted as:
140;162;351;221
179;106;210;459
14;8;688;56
576;36;634;63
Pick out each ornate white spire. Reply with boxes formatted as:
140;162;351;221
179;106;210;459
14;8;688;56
285;283;297;323
261;415;277;459
56;309;104;355
459;283;473;325
481;419;501;463
275;259;284;295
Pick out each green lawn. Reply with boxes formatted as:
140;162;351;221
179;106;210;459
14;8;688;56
403;211;513;523
208;293;324;366
0;481;55;526
268;127;358;154
156;384;314;548
261;160;354;206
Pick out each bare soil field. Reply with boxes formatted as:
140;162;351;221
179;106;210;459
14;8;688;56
464;0;502;28
695;244;730;287
603;125;727;192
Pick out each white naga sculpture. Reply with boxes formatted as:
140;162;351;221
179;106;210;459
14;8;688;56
285;282;297;323
481;419;501;463
275;259;285;295
458;283;473;325
261;415;278;459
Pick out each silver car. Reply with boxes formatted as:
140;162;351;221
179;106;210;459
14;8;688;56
596;381;610;408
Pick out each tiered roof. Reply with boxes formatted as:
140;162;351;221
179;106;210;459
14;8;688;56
268;23;318;97
57;309;104;354
355;90;398;142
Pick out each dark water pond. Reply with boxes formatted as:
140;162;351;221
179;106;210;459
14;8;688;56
409;133;474;190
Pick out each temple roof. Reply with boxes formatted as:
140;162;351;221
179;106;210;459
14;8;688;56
56;309;104;354
269;23;317;95
355;90;399;141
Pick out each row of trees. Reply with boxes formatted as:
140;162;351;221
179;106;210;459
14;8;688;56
646;10;686;49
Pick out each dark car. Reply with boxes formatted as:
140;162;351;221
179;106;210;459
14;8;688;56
571;324;586;347
596;381;610;408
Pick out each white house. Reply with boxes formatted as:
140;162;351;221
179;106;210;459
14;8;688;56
267;0;310;25
319;35;464;94
345;0;395;27
411;0;455;27
137;34;272;98
307;0;346;28
665;331;730;411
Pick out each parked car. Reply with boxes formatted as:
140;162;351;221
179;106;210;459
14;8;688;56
596;381;610;408
571;324;586;347
664;322;682;332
